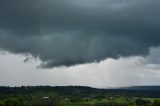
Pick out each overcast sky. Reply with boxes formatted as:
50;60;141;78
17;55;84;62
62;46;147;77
0;0;160;87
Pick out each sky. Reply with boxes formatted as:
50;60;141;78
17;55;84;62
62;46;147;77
0;0;160;88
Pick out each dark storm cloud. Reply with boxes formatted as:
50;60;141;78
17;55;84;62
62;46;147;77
0;0;160;68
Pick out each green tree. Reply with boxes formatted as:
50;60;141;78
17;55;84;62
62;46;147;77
5;98;20;106
136;98;150;106
0;100;5;106
154;99;160;106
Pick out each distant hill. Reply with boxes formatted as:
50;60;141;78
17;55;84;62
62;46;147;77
0;85;160;97
1;85;160;91
120;86;160;91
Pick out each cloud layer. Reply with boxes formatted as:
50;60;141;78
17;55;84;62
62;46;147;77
0;0;160;67
1;47;160;87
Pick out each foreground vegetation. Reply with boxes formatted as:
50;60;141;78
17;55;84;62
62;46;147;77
0;86;160;106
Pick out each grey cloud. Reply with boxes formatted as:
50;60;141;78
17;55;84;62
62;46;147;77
144;47;160;64
0;0;160;67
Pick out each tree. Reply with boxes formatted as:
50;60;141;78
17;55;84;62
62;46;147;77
0;100;5;106
136;98;150;106
5;98;20;106
154;99;160;106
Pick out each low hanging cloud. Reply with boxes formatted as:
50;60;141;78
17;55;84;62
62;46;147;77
0;0;160;68
1;47;160;87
